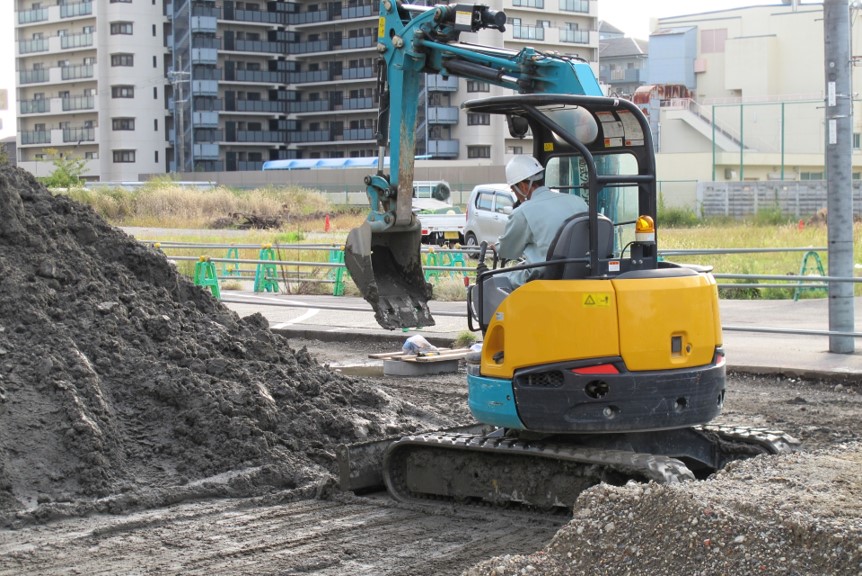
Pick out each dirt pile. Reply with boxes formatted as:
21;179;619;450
465;444;862;576
0;166;453;525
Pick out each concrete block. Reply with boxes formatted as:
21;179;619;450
383;358;460;377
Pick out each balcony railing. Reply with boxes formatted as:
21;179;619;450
20;131;51;145
229;39;287;54
63;127;95;143
19;38;49;54
231;9;283;25
342;97;373;110
287;10;329;25
344;5;374;18
426;74;458;92
18;7;48;24
342;36;373;50
343;67;374;80
288;130;332;143
427;139;459;158
61;64;94;80
513;0;544;7
288;70;331;84
20;100;50;114
289;100;331;113
232;131;287;143
62;95;95;111
60;1;93;18
230;100;288;114
292;39;332;54
343;128;374;140
236;161;265;171
224;69;288;84
428;106;459;124
61;33;94;50
559;0;590;14
20;69;49;84
512;25;545;41
560;29;590;44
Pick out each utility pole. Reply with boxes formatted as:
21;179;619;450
168;54;189;173
824;0;855;353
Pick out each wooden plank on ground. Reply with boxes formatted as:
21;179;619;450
368;347;472;363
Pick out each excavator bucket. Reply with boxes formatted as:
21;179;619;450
344;221;435;330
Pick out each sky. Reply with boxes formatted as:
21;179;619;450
0;1;800;140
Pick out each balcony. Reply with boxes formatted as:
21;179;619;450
62;95;95;111
235;161;264;171
60;1;93;18
225;38;287;55
20;69;49;85
191;15;217;33
560;29;590;44
193;67;222;81
63;127;95;143
229;8;284;25
344;5;374;18
224;69;288;84
192;48;218;64
287;10;329;25
288;130;332;143
512;0;544;7
512;25;545;41
342;97;373;110
427;139;459;158
227;100;288;114
61;33;94;50
20;131;51;146
19;38;49;55
288;100;331;113
426;74;458;92
192;111;220;127
427;106;459;125
292;39;332;55
192;80;219;95
193;143;220;159
18;7;48;24
288;70;331;84
343;67;373;80
20;99;50;114
343;128;374;141
560;0;592;14
232;131;287;143
61;64;94;81
341;36;373;50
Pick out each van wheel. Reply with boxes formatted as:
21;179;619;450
465;233;479;259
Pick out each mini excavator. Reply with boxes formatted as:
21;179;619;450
339;1;798;509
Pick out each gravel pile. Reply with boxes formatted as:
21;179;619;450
464;444;862;576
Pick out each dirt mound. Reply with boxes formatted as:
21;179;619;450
0;166;451;525
464;444;862;575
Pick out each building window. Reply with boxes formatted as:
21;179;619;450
800;171;824;180
513;0;543;7
84;151;98;159
111;85;134;98
701;29;727;53
155;150;159;163
507;146;524;155
112;117;136;130
467;80;490;92
113;150;136;163
111;53;134;67
467;145;491;159
854;133;861;149
467;113;491;126
110;22;133;35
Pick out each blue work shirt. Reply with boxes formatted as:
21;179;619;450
497;186;589;287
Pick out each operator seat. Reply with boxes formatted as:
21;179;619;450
542;212;614;280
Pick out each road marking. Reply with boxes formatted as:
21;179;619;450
271;308;320;329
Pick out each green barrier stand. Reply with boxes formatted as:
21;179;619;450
254;245;280;293
443;249;467;278
193;256;221;300
793;250;826;301
328;247;349;296
221;245;241;277
424;248;441;281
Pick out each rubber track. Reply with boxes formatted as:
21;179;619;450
383;425;800;509
383;430;695;509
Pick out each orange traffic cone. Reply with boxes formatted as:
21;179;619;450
798;219;804;231
324;214;331;232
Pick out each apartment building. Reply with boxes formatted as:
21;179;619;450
15;0;168;181
14;0;600;181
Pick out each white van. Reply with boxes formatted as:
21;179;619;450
463;183;517;254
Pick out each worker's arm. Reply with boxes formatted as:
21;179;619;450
497;211;530;261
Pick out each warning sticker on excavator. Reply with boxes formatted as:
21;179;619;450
582;293;611;307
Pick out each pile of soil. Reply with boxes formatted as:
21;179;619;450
0;166;455;525
466;444;862;575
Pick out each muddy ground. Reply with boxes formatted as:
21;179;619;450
0;165;860;575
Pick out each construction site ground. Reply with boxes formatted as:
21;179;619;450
0;165;860;575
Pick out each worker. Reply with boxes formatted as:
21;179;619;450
496;155;588;287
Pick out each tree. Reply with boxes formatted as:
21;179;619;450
38;148;88;189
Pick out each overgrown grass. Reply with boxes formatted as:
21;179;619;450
64;183;860;300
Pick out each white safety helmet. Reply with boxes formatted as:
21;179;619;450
505;155;544;186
